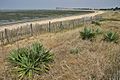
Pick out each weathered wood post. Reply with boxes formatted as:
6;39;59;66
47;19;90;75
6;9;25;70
91;16;93;21
48;21;51;32
98;16;102;21
1;31;4;45
90;16;93;23
30;23;33;36
60;21;63;30
4;28;9;44
20;26;23;39
16;28;19;42
72;20;75;28
83;17;86;25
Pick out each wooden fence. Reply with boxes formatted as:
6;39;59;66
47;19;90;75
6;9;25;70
0;15;102;45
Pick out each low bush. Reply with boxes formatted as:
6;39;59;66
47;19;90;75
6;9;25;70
8;42;54;80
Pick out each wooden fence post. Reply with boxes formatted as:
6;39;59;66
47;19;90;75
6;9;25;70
30;24;33;36
1;31;4;45
4;28;9;44
48;21;51;32
20;26;23;39
83;18;85;25
60;21;63;30
16;28;19;42
72;20;75;28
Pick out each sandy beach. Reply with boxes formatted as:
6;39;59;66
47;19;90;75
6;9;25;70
0;11;104;31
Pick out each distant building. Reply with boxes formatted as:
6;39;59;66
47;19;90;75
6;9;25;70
56;7;94;11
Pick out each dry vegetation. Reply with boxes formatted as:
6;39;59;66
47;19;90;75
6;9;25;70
0;11;120;80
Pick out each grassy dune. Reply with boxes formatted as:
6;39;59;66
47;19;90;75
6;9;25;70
0;11;120;80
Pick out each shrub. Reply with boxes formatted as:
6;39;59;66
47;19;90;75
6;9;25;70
80;27;96;40
8;42;54;80
104;31;119;43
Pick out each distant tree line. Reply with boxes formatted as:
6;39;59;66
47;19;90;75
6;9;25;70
99;7;120;11
56;7;120;11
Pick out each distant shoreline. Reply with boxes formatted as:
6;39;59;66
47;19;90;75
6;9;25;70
0;10;94;26
0;11;104;31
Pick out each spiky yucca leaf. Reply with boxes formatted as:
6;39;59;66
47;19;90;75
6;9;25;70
8;42;54;80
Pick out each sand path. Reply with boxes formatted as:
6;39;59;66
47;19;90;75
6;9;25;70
0;11;104;31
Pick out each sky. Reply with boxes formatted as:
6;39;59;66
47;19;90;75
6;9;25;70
0;0;120;9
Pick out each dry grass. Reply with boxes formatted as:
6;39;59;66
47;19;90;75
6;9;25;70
0;11;120;80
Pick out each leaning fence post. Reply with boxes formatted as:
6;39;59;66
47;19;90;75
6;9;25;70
4;28;9;44
30;24;33;36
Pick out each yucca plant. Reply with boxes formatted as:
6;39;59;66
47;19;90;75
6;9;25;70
95;28;102;34
104;31;119;43
80;27;96;40
8;42;54;80
92;21;101;26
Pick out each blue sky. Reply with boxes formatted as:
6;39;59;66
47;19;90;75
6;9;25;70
0;0;120;9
